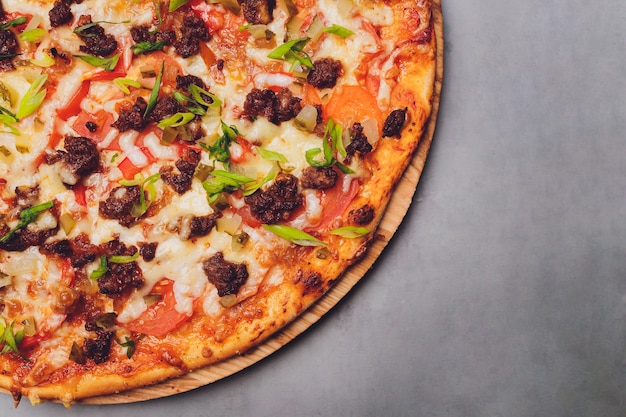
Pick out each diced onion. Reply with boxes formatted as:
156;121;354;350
216;214;242;235
294;105;318;132
4;253;40;275
361;118;380;146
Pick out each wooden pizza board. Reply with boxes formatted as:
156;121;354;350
79;0;445;404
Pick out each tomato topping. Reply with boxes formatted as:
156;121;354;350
71;110;114;143
307;178;359;231
229;137;254;164
117;147;155;180
122;279;192;337
73;183;87;207
57;80;90;121
135;52;182;88
190;0;225;32
84;70;126;82
324;85;384;132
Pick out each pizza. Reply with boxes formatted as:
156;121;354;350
0;0;436;405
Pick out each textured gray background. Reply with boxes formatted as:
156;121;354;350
3;0;626;415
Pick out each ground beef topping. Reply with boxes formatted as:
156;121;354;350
349;204;375;226
307;58;343;89
61;136;100;179
300;166;338;190
97;240;144;296
244;173;303;224
174;16;210;58
0;29;18;71
130;24;175;53
112;97;148;132
49;0;74;28
160;148;201;194
83;330;114;364
138;241;158;261
202;252;248;297
75;15;118;57
98;185;142;227
243;88;301;125
345;122;373;163
382;108;407;138
239;0;276;25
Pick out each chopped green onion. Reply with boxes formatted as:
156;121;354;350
116;335;143;359
131;40;167;55
200;121;239;169
90;256;108;279
263;224;327;246
75;54;120;71
329;226;370;238
256;147;288;162
267;37;313;69
73;19;130;36
323;24;354;38
19;28;46;43
30;53;55;68
16;74;47;120
169;0;189;12
157;112;195;129
144;61;164;117
114;78;141;94
0;318;25;359
109;252;140;263
0;201;54;244
0;17;27;30
202;170;255;202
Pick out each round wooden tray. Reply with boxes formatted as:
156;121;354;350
81;1;444;404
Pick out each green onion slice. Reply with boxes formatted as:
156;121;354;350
19;28;46;43
90;256;108;279
256;147;288;162
157;112;195;129
323;24;354;38
144;61;164;117
75;54;120;71
0;201;54;244
262;224;327;247
16;74;48;120
329;226;370;238
114;77;141;94
109;252;140;263
169;0;190;11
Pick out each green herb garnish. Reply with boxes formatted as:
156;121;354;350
305;118;354;173
256;147;288;162
0;318;25;359
329;226;370;238
73;19;130;36
15;74;48;120
0;201;54;244
202;170;255;203
109;252;140;263
200;121;239;169
169;0;189;12
116;335;144;359
323;24;354;38
131;40;167;55
113;77;141;94
119;172;161;217
262;224;327;247
19;28;46;43
144;62;164;117
157;112;195;129
90;255;108;279
75;54;120;71
0;17;27;30
267;37;313;69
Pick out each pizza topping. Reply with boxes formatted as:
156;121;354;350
98;185;142;227
160;148;201;194
55;136;100;186
243;87;302;125
345;122;373;164
178;212;221;240
300;166;338;190
49;0;76;28
112;97;149;132
348;204;374;226
0;27;18;71
130;25;176;55
96;240;144;296
306;58;343;90
0;201;58;252
202;252;248;297
82;330;113;364
382;108;407;138
244;173;302;224
174;16;210;58
138;241;158;261
74;15;118;57
239;0;276;25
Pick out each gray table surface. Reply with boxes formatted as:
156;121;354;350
4;0;626;415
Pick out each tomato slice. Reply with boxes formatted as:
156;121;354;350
122;279;192;337
71;110;114;143
57;80;91;121
73;183;87;207
323;85;384;131
117;147;156;180
307;178;360;231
